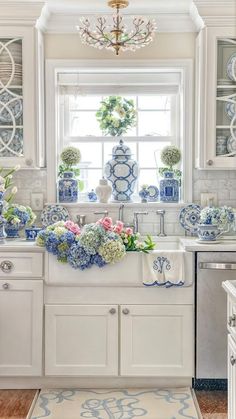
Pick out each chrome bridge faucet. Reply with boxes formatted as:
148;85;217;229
156;209;166;237
133;211;148;234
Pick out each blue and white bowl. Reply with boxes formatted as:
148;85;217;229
197;224;222;241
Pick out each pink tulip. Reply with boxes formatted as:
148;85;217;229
126;227;133;236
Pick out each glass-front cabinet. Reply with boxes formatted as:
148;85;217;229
0;27;42;168
196;27;236;169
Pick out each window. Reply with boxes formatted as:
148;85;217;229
58;70;181;197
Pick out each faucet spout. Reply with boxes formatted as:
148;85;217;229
156;210;166;237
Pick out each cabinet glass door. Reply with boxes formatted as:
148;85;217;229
216;38;236;158
0;38;23;158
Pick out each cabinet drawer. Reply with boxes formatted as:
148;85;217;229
0;252;43;278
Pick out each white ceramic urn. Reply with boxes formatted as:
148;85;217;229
95;178;112;203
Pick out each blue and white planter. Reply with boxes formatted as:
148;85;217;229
5;223;20;238
105;139;139;202
197;224;222;241
25;225;41;241
160;171;179;203
58;171;78;203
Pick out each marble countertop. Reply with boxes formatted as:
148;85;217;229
180;237;236;252
0;239;44;252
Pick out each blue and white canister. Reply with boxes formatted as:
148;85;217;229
58;171;78;203
104;139;139;202
160;171;179;203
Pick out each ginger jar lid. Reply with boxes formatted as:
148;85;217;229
112;139;131;158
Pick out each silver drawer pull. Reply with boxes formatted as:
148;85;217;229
109;308;116;315
230;356;236;366
228;315;236;327
199;262;236;270
2;283;10;290
0;260;13;273
122;308;130;315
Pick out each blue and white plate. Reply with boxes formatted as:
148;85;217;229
41;204;69;227
147;185;159;202
225;101;236;120
227;136;236;153
227;53;236;82
179;204;201;234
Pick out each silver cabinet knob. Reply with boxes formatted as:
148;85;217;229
206;159;213;166
122;308;130;315
0;260;13;273
228;315;236;327
109;308;116;315
2;283;10;290
230;355;236;366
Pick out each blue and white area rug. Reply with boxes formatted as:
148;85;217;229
30;388;200;419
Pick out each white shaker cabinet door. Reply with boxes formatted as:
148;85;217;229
45;304;118;376
0;279;43;376
120;304;194;377
228;335;236;419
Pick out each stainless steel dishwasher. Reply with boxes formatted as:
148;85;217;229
195;252;236;390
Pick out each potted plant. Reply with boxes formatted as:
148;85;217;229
58;146;83;203
198;206;235;241
159;146;181;202
3;204;36;238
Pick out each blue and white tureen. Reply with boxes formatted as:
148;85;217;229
104;139;139;202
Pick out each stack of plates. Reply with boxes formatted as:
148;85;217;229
0;62;22;86
227;53;236;82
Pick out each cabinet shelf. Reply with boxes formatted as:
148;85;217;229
216;126;236;129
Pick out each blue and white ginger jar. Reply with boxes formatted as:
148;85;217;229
160;171;179;203
58;171;78;203
104;139;139;202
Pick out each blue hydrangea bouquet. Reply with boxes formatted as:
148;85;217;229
36;218;155;271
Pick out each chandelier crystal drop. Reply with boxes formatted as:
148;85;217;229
77;0;157;56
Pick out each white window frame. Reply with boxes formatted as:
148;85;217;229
46;59;193;204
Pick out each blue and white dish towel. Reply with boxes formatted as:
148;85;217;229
142;251;185;288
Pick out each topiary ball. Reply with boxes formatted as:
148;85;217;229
60;147;81;167
160;146;181;169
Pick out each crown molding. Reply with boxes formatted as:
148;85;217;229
44;12;196;34
192;0;236;28
0;2;45;25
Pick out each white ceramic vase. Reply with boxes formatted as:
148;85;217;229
95;178;112;203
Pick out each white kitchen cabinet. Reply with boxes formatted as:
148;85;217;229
195;26;236;169
120;304;194;377
0;279;43;376
0;24;44;167
45;304;119;376
228;335;236;419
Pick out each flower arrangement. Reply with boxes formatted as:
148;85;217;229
58;147;84;191
96;96;136;137
3;204;36;227
37;217;155;271
160;146;181;170
200;206;235;227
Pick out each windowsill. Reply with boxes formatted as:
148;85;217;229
46;201;187;209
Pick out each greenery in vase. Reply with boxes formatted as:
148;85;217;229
3;204;36;226
58;146;84;191
0;165;20;202
96;96;137;136
160;145;182;170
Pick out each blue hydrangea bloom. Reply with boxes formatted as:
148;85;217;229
68;242;93;270
91;253;107;268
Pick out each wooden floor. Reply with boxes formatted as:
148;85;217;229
0;390;37;419
0;389;228;418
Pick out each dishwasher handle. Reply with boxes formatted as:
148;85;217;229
199;262;236;270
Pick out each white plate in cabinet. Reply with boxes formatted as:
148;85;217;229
0;252;43;278
45;305;118;376
0;279;43;376
120;304;194;377
228;335;236;419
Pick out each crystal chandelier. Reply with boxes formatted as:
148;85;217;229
78;0;157;56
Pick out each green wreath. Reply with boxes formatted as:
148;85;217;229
96;96;136;137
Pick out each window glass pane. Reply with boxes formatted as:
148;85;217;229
139;169;158;186
138;111;171;136
139;141;171;167
80;169;103;192
138;95;171;110
69;142;102;167
69;111;101;136
69;95;102;110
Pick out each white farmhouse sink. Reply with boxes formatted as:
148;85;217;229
45;236;194;287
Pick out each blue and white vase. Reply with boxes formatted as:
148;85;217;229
58;171;78;203
160;171;179;203
5;223;20;238
139;186;149;203
0;199;6;240
104;139;139;202
87;189;97;202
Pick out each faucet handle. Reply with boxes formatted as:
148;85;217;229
76;214;86;227
156;209;166;215
134;211;148;216
94;210;109;218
